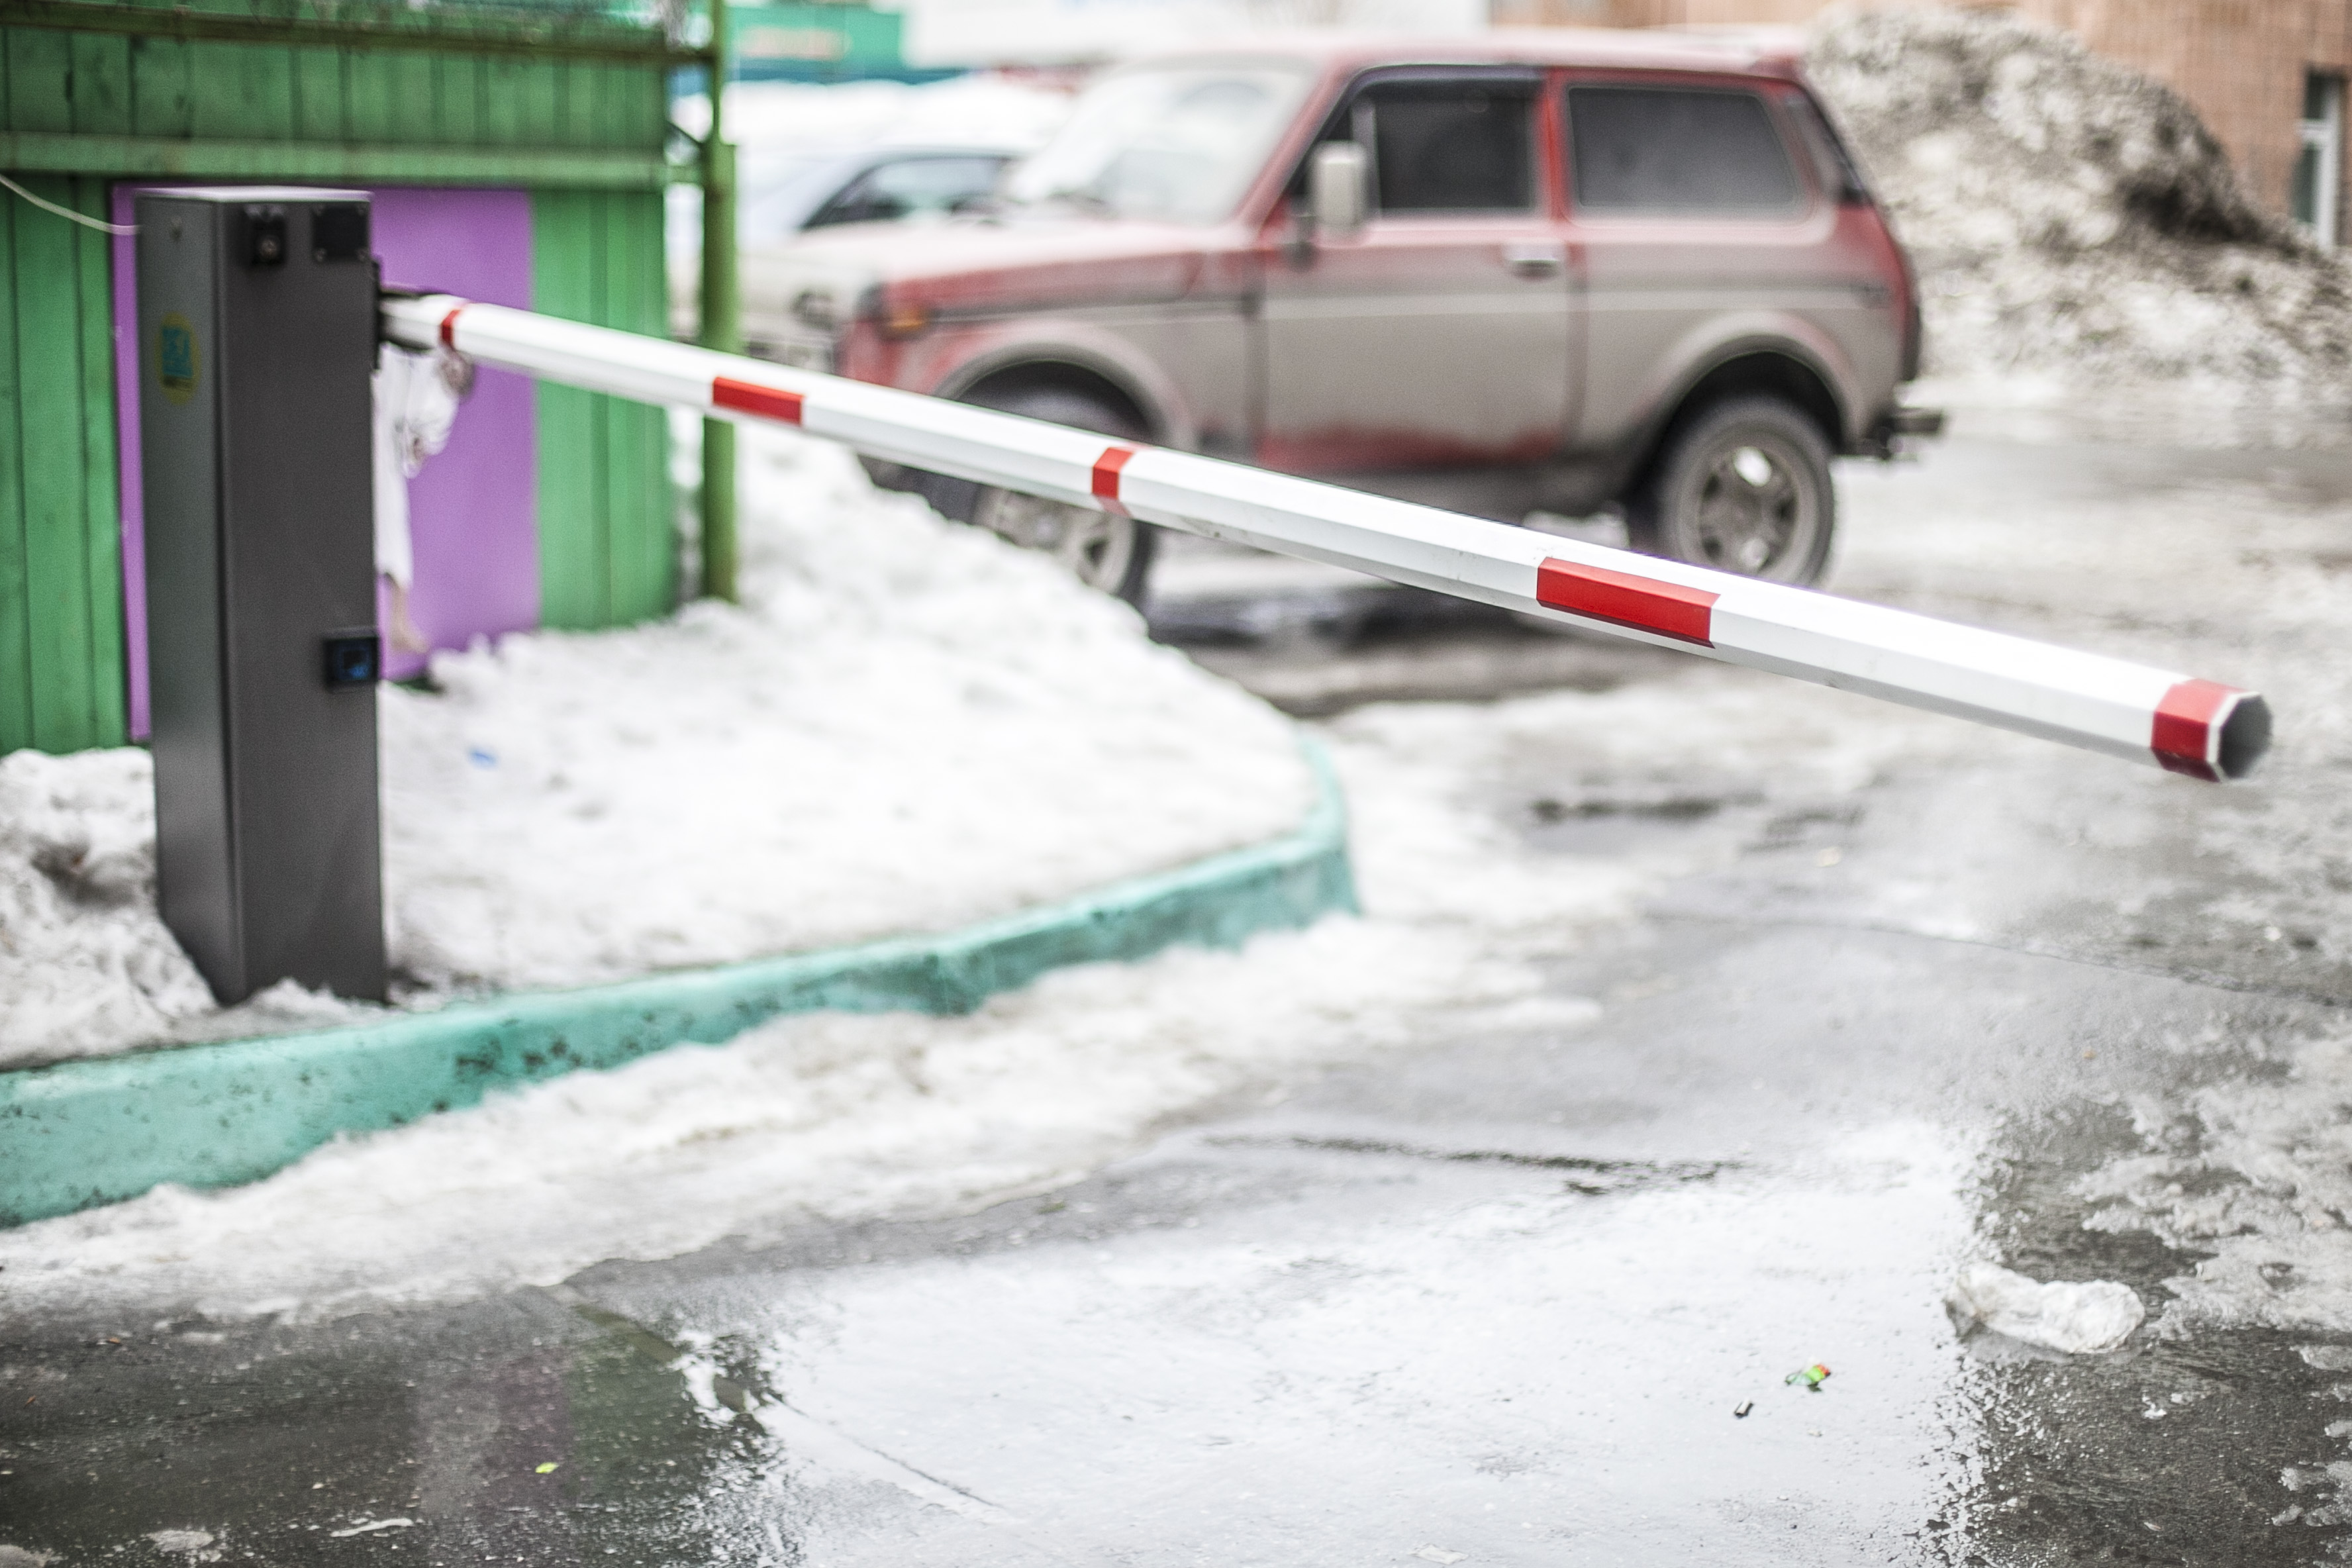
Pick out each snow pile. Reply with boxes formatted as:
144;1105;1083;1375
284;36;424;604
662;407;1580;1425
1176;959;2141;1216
1945;1261;2144;1353
0;761;384;1057
0;428;1313;1065
381;429;1310;995
0;748;212;1054
1808;8;2352;398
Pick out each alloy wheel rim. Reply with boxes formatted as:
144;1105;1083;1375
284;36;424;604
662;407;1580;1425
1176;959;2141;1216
1691;441;1806;576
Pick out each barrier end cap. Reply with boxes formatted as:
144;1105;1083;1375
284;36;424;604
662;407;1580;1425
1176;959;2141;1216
2218;691;2272;781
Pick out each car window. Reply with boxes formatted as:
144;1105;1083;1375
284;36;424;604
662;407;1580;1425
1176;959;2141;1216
1354;78;1537;214
1565;85;1803;215
1779;89;1871;205
807;156;1008;230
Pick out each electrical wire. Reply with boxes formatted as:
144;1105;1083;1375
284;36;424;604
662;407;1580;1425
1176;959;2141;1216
0;173;137;236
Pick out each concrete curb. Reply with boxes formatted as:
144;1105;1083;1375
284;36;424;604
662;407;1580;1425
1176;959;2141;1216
0;739;1355;1227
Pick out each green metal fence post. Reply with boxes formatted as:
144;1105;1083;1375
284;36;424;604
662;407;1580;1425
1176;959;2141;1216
697;0;740;603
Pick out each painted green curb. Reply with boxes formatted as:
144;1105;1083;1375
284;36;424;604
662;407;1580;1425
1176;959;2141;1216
0;739;1354;1227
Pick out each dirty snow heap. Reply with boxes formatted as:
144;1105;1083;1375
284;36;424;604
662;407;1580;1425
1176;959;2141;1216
1808;7;2352;399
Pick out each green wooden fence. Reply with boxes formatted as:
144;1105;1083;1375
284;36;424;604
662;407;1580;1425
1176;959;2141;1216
0;0;723;757
0;171;123;755
534;187;673;629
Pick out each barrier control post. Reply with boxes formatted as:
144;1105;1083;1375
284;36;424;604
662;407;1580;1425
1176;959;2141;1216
139;189;387;1006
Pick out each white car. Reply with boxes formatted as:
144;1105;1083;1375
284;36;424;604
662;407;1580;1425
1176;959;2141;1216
740;144;1020;242
669;144;1022;334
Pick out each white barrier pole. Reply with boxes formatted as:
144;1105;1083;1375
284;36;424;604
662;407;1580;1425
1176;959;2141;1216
384;293;2271;782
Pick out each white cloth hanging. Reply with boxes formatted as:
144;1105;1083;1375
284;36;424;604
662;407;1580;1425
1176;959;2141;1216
371;345;466;590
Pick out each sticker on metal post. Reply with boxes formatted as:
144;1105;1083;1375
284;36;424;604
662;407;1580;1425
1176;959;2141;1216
158;313;199;405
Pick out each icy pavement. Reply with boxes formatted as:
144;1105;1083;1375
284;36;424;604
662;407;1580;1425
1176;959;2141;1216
9;418;2352;1562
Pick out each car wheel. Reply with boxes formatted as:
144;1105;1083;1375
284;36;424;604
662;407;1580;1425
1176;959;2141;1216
1626;396;1836;587
887;385;1157;607
968;484;1153;603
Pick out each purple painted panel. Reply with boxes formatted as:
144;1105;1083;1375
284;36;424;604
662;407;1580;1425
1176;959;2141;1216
368;189;538;681
112;185;538;731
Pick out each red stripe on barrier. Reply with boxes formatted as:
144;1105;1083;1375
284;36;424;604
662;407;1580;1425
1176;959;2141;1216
1536;558;1718;647
712;377;805;426
438;308;463;350
2152;679;2235;781
1092;444;1138;513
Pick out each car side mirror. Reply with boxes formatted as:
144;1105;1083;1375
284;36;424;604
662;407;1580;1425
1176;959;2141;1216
1308;142;1369;238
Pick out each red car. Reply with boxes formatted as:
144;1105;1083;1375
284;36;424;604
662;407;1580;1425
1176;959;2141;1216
742;31;1937;603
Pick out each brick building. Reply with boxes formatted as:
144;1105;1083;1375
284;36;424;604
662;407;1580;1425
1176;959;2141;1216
1492;0;2352;244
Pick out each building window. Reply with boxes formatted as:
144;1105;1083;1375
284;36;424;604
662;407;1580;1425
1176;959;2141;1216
2292;71;2343;247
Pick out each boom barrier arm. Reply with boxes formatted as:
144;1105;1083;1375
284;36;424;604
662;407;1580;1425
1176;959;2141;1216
383;293;2271;782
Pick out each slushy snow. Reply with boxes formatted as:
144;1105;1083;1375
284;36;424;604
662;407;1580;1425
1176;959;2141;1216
0;656;1931;1324
2079;1028;2352;1336
0;427;1312;1065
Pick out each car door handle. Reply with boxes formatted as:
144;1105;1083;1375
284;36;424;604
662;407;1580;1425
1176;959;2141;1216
1502;242;1565;279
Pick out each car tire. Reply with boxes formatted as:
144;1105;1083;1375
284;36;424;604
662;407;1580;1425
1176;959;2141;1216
1625;396;1836;587
886;386;1157;607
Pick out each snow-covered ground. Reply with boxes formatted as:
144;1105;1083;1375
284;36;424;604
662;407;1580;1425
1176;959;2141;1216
2;432;1959;1327
381;432;1309;993
0;430;1313;1067
0;635;1959;1322
17;399;2343;1332
12;5;2352;1338
13;425;2347;1555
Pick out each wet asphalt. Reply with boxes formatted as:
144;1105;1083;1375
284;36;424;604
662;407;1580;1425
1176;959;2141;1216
6;424;2352;1565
